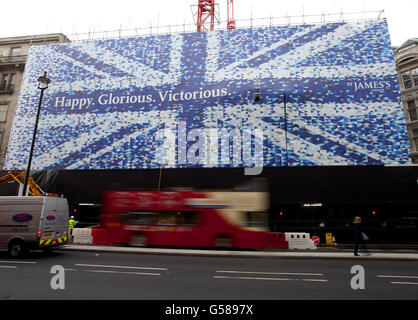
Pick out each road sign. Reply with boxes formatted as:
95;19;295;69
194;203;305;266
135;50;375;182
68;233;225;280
311;236;320;245
326;233;333;245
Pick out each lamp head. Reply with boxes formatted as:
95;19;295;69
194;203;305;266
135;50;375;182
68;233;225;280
37;71;51;90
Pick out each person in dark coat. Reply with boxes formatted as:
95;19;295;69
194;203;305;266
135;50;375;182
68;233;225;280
353;216;367;256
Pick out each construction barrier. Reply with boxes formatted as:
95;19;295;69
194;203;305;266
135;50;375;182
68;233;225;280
72;228;93;244
78;228;319;250
91;228;113;245
264;232;289;249
285;232;317;250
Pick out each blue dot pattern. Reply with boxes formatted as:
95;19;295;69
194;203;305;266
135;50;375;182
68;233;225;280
4;19;411;170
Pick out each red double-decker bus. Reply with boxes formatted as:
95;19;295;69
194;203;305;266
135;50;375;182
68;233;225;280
97;188;288;249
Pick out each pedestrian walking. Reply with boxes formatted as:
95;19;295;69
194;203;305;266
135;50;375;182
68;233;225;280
353;216;367;256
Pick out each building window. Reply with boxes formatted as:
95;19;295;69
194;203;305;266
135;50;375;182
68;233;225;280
407;100;418;121
9;73;15;87
10;47;22;56
0;104;8;122
402;71;412;89
402;67;418;90
0;130;3;153
412;68;418;87
10;47;22;63
0;74;8;90
413;129;418;152
0;74;15;92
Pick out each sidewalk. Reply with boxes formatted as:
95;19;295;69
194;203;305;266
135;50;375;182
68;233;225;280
58;244;418;261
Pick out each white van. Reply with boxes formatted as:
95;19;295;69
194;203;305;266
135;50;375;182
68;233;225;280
0;196;69;257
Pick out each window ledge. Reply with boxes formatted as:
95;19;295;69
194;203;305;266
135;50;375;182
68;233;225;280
401;86;418;94
406;120;418;125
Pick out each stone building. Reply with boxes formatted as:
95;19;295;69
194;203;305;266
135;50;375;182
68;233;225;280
0;33;69;169
393;38;418;164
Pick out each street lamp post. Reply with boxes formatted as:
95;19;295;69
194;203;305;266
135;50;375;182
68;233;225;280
283;93;288;167
22;72;50;196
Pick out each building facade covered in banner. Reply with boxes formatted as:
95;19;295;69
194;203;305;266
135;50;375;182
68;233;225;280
1;19;417;243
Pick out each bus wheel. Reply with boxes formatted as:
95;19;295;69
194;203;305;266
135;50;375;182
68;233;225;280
130;234;147;247
8;240;27;258
214;235;232;248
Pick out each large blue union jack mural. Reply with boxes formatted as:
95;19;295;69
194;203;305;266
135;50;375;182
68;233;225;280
5;19;411;170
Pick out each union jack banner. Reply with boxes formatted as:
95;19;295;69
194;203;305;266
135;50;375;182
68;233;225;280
5;19;411;170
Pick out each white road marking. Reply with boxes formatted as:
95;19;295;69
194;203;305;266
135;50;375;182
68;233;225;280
214;275;293;281
0;260;37;264
377;275;418;279
301;279;328;282
75;263;168;271
0;265;17;269
216;270;324;276
84;269;161;276
214;275;328;282
390;281;418;286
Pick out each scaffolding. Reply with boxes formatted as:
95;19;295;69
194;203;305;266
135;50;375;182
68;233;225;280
64;10;385;42
0;171;60;197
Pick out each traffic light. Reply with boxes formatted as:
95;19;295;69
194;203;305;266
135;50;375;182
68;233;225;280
372;210;376;216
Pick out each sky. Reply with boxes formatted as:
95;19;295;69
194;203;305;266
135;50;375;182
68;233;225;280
1;0;417;46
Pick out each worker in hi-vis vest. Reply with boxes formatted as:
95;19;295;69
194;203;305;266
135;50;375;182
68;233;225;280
68;216;77;242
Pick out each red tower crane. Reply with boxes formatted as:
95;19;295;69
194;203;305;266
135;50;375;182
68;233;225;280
196;0;216;32
194;0;235;32
227;0;236;30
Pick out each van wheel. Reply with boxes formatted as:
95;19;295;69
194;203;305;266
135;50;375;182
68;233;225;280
214;235;232;248
8;241;27;258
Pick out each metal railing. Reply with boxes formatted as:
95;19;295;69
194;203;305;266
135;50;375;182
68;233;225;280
66;10;385;42
0;55;27;65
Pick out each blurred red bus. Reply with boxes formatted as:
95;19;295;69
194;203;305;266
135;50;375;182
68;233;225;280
99;189;288;249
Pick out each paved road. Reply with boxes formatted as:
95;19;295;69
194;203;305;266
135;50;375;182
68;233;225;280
0;250;418;301
61;244;418;260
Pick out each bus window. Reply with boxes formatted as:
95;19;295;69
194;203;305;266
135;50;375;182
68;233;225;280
157;211;198;226
246;211;269;228
176;211;198;226
124;211;156;225
157;212;177;225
